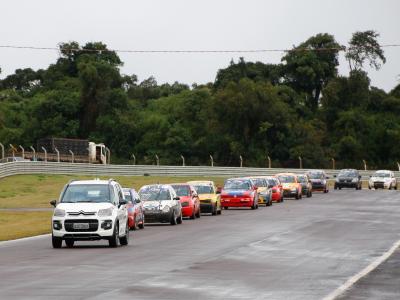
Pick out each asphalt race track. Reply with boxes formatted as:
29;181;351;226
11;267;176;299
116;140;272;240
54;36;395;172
0;190;399;300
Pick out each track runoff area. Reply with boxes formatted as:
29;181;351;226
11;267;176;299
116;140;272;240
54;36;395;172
1;189;400;299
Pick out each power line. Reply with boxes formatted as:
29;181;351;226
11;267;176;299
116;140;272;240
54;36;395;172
0;44;399;54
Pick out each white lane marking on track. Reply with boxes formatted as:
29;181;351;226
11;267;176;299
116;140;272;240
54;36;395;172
0;234;50;247
322;239;400;300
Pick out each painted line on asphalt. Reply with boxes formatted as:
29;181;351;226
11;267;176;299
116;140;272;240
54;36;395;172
322;239;400;300
0;234;50;247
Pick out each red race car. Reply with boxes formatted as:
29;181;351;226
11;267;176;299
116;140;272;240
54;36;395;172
220;178;259;209
123;188;145;230
171;183;201;219
264;176;284;202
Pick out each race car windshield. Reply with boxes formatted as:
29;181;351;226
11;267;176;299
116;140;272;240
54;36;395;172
171;185;190;196
297;176;307;183
61;184;111;203
374;172;390;177
252;179;266;187
278;176;296;183
308;173;324;179
193;185;214;194
139;188;171;201
224;180;250;190
123;192;132;202
267;179;276;187
338;171;357;177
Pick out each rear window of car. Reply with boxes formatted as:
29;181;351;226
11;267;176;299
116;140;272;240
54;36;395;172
224;180;251;190
193;185;214;194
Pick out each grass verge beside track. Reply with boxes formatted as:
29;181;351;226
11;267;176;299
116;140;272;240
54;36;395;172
0;211;52;241
0;174;226;209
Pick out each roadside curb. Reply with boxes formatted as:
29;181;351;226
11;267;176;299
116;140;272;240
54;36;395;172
0;234;50;247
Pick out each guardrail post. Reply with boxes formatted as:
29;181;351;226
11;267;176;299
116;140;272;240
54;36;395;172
155;154;159;166
363;159;367;171
267;156;271;168
331;158;335;170
41;147;47;162
180;155;185;167
30;146;36;161
10;144;16;158
54;147;60;163
239;155;243;168
69;150;74;163
0;143;4;159
19;145;25;159
132;154;136;165
210;155;214;167
298;156;302;169
105;147;111;164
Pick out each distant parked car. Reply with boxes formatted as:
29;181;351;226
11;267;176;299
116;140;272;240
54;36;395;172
139;184;183;225
368;170;397;190
297;174;313;197
276;173;302;200
171;183;201;219
307;170;329;193
220;178;259;209
123;188;145;230
334;169;362;190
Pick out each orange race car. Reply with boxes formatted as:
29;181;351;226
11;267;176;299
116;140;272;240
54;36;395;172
275;173;302;200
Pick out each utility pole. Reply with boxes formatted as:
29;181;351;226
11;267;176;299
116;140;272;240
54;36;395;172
239;155;243;168
331;158;335;170
210;155;214;167
363;159;367;171
132;154;136;165
0;143;5;160
298;156;302;169
267;155;271;168
180;155;185;167
155;154;159;166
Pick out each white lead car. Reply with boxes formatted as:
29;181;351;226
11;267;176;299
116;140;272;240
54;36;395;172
50;179;129;248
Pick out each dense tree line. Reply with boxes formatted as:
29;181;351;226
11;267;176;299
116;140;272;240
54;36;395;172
1;32;399;169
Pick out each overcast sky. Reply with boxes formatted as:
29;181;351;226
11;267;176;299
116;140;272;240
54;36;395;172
1;0;399;91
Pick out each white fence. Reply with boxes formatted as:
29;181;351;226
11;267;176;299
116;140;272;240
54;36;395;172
1;161;398;180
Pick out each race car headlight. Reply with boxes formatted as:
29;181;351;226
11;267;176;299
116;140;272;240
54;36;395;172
53;208;65;217
162;206;170;213
98;207;113;217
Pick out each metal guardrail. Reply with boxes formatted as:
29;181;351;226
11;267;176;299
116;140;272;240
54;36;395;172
1;161;399;180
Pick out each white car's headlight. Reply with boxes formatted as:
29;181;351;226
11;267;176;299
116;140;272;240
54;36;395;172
162;206;170;213
98;207;114;217
53;208;65;217
352;178;358;182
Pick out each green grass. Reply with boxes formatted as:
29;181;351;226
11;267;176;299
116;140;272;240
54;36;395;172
0;211;53;241
0;174;227;209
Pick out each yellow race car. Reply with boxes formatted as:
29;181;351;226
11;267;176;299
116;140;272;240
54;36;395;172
187;181;222;215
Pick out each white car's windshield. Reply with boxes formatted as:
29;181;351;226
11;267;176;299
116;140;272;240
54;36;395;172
374;172;390;178
297;176;307;183
61;184;111;203
139;187;171;201
339;170;358;177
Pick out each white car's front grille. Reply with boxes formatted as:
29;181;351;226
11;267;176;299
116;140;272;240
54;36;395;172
67;211;96;216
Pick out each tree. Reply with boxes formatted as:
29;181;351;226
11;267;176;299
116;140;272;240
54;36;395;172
346;30;386;71
281;33;342;111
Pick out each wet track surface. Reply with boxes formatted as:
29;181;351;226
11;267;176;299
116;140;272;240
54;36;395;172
0;190;399;300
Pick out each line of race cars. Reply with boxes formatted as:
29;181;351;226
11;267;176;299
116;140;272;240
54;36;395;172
49;168;397;248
